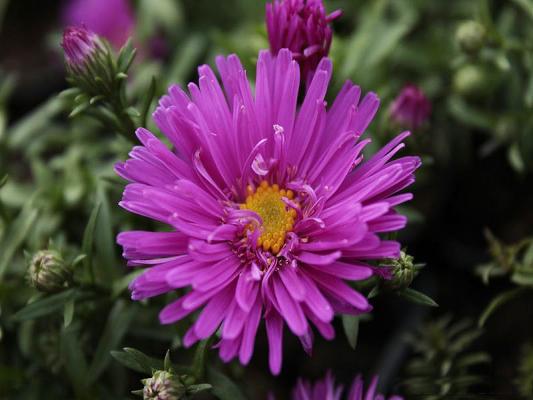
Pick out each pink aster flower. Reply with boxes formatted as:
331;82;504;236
61;26;99;67
266;0;341;87
62;0;135;49
116;49;420;375
389;85;431;130
292;372;403;400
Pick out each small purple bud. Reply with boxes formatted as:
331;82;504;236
389;84;432;130
62;0;135;50
266;0;341;88
61;26;98;67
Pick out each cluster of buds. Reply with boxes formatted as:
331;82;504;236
28;250;72;293
60;25;140;142
266;0;341;87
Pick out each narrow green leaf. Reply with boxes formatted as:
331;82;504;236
82;201;102;283
192;339;210;380
94;184;118;284
125;106;141;117
140;76;157;128
111;269;143;298
188;383;212;394
0;174;7;188
68;102;91;118
111;347;164;374
207;367;247;400
61;326;90;395
511;0;533;20
63;298;75;328
7;96;66;149
163;350;171;371
166;34;206;86
0;196;38;279
87;300;136;383
398;288;438;307
342;315;360;350
479;287;528;327
11;289;79;321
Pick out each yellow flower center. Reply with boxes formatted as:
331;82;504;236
240;180;297;255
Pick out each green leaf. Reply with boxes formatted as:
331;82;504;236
69;102;91;118
93;184;118;284
111;269;143;298
11;289;79;321
511;0;533;20
511;268;533;286
0;196;38;279
60;325;90;395
207;367;247;400
192;339;211;380
398;288;439;307
111;348;164;374
479;287;528;327
342;315;360;350
63;298;75;328
188;383;212;394
7;96;66;149
166;34;206;86
140;76;157;128
82;201;102;283
87;300;136;383
125;106;141;117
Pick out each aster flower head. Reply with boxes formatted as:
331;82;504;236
62;0;135;49
116;49;420;374
266;0;341;87
293;372;403;400
61;25;99;67
389;85;431;130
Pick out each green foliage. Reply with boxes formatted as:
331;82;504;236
403;317;490;399
516;343;533;398
476;230;533;325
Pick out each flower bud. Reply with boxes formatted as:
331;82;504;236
61;26;99;67
266;0;342;87
456;20;486;54
382;251;416;290
62;0;135;50
142;370;186;400
389;85;431;130
28;250;72;293
453;64;497;98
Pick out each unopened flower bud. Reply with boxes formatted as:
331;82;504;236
389;85;431;130
61;26;100;68
266;0;342;87
142;370;186;400
456;20;486;54
28;250;72;293
383;251;416;290
453;64;497;98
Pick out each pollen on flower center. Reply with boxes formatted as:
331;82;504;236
240;180;297;255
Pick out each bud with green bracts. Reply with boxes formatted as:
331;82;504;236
28;250;72;293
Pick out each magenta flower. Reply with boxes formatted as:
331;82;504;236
61;26;99;67
266;0;341;87
389;85;431;130
62;0;135;49
116;49;420;375
293;372;403;400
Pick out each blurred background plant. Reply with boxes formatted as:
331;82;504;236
0;0;532;398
